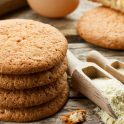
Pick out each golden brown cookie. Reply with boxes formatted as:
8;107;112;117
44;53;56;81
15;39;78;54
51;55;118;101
61;109;86;124
0;57;67;90
0;81;69;122
78;7;124;50
0;19;67;74
0;73;67;108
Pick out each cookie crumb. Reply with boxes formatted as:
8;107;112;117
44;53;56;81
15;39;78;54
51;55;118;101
61;109;86;124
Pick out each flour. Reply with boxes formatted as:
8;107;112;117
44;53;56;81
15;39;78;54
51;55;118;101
92;78;115;91
117;68;124;75
98;110;124;124
92;77;124;124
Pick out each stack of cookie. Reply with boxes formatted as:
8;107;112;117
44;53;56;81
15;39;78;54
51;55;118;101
0;19;69;122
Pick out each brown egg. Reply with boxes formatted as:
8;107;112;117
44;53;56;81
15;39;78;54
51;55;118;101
27;0;79;18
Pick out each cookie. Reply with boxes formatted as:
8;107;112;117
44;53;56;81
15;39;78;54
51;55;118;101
78;7;124;50
0;57;67;90
0;73;67;108
0;19;67;74
0;81;69;122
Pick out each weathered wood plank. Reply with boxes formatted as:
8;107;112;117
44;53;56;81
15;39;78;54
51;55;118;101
30;99;101;124
67;36;124;60
1;99;102;124
0;0;99;35
0;0;27;16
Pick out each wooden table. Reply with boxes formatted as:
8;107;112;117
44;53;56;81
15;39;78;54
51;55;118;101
1;0;124;124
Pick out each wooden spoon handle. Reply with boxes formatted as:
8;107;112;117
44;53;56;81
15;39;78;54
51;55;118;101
67;50;82;75
87;50;109;69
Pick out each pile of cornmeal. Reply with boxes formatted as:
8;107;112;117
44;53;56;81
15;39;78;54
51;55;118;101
92;78;124;124
0;19;69;122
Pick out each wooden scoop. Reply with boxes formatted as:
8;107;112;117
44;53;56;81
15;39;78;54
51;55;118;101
87;50;124;83
67;50;117;119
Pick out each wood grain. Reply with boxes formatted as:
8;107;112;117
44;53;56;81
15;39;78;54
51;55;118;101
0;0;27;16
0;0;99;35
32;99;102;124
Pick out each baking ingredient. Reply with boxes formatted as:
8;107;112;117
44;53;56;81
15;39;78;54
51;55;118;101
91;77;124;124
117;68;124;75
0;0;27;16
98;110;124;124
92;77;112;91
92;77;124;117
27;0;79;18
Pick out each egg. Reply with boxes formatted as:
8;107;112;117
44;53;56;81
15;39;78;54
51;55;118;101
27;0;79;18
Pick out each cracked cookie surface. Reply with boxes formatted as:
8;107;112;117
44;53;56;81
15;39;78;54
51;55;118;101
0;78;69;122
0;57;67;90
0;19;67;74
0;73;67;108
78;7;124;50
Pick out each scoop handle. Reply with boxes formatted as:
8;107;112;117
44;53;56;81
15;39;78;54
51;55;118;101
87;50;109;69
72;69;117;119
67;50;82;76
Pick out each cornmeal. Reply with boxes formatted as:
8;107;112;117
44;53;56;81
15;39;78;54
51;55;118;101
117;68;124;75
92;77;124;124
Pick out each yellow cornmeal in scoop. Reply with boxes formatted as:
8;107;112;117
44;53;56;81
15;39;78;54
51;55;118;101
90;0;124;13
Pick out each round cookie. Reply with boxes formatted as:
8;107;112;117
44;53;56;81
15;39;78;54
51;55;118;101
78;7;124;50
0;57;67;90
0;81;69;122
0;73;67;108
0;19;67;74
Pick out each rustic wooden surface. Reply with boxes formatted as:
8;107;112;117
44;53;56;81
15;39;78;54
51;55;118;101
0;0;27;16
1;0;124;124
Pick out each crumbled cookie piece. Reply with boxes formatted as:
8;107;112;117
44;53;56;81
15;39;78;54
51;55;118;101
61;109;86;124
